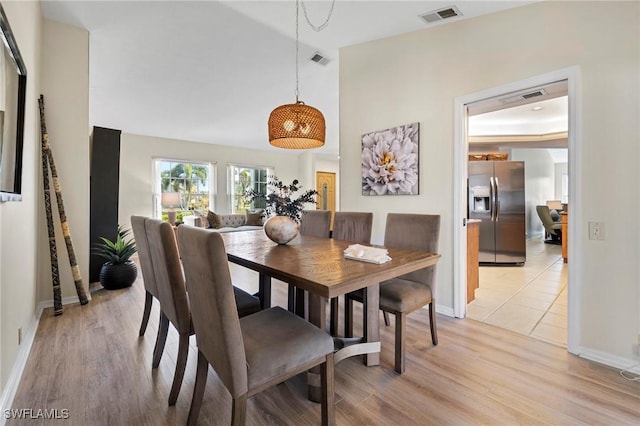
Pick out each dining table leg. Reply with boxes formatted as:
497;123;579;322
258;274;271;309
307;292;327;403
364;282;380;366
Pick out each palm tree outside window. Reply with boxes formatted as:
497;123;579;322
154;159;215;221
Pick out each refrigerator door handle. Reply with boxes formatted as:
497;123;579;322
489;176;495;222
494;177;500;222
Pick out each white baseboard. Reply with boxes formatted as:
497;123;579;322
0;291;100;425
0;308;42;426
577;346;640;375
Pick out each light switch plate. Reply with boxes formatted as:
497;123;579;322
588;221;605;240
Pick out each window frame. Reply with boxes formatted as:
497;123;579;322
227;164;273;214
152;158;216;220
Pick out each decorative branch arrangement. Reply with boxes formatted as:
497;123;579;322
39;95;89;314
243;176;317;223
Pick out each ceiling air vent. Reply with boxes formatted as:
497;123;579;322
310;51;330;66
522;90;544;99
420;5;463;24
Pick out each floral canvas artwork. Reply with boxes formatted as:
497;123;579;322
361;122;419;195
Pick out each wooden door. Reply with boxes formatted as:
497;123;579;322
316;172;336;229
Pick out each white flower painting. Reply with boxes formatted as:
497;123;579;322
361;122;419;196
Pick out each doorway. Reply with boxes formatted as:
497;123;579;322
453;67;581;355
316;171;336;228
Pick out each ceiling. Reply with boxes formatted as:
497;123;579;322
40;0;541;155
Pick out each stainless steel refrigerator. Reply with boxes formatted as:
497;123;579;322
468;160;526;265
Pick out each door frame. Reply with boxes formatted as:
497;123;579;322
452;66;582;355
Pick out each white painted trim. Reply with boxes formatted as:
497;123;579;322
435;304;455;318
577;346;640;376
0;291;100;424
0;309;42;426
453;67;582;354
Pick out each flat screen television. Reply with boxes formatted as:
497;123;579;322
0;4;27;202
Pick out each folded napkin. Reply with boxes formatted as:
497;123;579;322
344;244;392;264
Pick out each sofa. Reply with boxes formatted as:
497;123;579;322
183;210;264;233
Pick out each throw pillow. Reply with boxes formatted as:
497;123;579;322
245;209;264;226
207;210;222;229
194;210;209;228
549;209;560;221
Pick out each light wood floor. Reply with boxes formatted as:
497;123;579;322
9;265;640;425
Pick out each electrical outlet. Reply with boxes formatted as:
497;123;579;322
588;221;605;240
18;327;22;345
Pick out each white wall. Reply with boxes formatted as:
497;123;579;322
555;162;568;201
39;19;90;301
510;149;556;237
118;133;305;231
339;1;639;362
0;0;41;395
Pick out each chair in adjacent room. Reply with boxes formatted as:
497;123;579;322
131;215;160;337
177;226;335;426
329;211;373;335
145;219;261;406
290;210;333;315
345;213;440;374
536;205;562;244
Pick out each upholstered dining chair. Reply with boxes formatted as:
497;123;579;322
329;212;373;335
299;209;332;238
290;210;333;315
177;226;335;426
131;215;160;337
144;219;261;406
345;213;440;374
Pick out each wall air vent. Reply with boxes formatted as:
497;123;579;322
420;5;463;24
500;88;548;104
522;90;544;99
309;51;330;66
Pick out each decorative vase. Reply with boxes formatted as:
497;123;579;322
264;215;299;245
99;260;138;290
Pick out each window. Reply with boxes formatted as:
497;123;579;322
228;164;273;214
154;159;215;221
561;173;569;203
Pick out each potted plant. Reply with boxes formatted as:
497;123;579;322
92;226;138;290
244;176;317;244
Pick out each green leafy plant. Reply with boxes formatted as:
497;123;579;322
244;176;317;223
92;226;137;265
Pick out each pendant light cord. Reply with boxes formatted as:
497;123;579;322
295;0;336;102
295;0;299;103
301;0;336;32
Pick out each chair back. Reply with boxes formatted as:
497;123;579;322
144;219;191;334
131;216;158;298
299;210;331;238
333;212;373;243
384;213;440;292
536;205;560;234
177;226;248;397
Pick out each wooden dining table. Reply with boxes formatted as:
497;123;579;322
218;229;441;401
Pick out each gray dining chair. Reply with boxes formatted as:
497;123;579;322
145;218;193;405
131;215;160;337
345;213;440;374
330;212;373;335
290;209;332;315
144;219;261;406
177;226;335;426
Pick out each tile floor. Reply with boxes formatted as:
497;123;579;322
466;238;567;347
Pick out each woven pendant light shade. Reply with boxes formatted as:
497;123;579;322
268;101;325;149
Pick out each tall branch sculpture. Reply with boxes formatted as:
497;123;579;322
39;95;89;313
